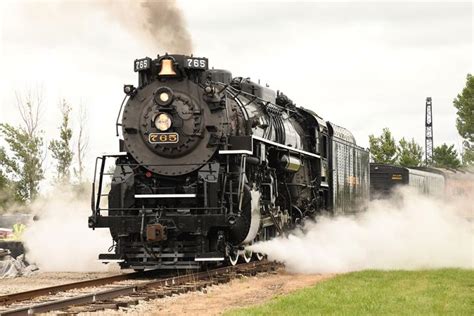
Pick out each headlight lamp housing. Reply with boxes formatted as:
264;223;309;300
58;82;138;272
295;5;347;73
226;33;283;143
154;113;172;131
154;87;174;106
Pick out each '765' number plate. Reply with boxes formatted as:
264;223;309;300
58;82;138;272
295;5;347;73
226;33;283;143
149;133;179;144
184;57;208;70
134;57;151;72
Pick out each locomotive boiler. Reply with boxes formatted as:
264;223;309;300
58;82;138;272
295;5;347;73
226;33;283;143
89;54;370;270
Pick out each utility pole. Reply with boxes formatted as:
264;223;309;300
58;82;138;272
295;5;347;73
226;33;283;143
425;97;433;165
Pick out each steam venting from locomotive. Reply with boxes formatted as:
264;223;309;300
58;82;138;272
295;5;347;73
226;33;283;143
102;0;193;53
23;187;111;272
249;187;473;273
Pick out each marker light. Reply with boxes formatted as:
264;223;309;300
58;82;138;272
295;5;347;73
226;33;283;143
154;113;172;131
123;84;136;96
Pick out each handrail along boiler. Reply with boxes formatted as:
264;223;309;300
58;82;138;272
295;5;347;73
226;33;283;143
89;54;370;270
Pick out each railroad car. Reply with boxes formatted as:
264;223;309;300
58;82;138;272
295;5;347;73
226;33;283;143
370;163;445;198
88;54;369;270
434;168;474;198
431;167;474;219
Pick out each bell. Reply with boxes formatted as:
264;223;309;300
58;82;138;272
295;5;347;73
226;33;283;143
159;59;177;76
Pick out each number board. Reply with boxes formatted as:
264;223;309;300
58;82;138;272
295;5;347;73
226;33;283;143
392;174;403;180
184;57;208;70
149;133;179;144
134;57;151;72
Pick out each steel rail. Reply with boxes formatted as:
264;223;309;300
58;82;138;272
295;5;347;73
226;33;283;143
0;270;158;306
0;261;275;316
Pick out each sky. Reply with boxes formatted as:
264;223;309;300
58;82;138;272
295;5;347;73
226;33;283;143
0;0;472;184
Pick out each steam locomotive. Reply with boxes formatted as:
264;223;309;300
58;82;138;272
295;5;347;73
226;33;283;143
88;54;370;270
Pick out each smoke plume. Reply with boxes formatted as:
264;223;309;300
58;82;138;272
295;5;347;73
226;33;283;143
249;187;473;273
22;186;112;272
102;0;193;54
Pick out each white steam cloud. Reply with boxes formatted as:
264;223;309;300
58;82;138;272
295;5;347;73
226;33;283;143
249;187;473;273
22;187;111;272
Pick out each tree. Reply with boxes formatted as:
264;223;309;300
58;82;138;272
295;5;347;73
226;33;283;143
49;99;73;183
0;147;19;212
0;89;45;202
0;147;10;187
433;143;461;169
453;74;474;142
397;138;423;167
73;103;88;183
0;124;44;202
0;169;11;212
0;167;21;213
462;141;474;165
453;74;473;165
16;89;43;137
369;128;397;164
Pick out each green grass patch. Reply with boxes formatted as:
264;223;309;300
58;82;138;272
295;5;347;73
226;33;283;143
226;269;473;316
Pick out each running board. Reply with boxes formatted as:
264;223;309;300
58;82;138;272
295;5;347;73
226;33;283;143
99;259;125;263
135;194;196;199
99;253;124;263
194;252;225;262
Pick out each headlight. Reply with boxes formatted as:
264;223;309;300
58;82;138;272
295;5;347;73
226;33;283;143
159;92;170;103
154;87;173;106
154;113;172;131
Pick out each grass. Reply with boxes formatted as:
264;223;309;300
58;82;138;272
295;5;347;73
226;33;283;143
226;269;474;316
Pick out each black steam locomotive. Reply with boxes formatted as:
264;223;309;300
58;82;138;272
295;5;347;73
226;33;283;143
88;54;370;270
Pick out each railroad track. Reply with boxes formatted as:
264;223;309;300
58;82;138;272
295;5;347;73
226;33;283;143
0;260;277;315
0;270;160;306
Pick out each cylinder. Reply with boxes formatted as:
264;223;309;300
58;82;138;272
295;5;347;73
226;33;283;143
280;155;301;172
